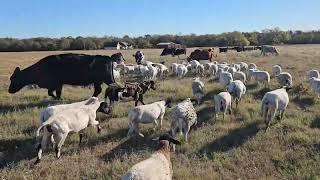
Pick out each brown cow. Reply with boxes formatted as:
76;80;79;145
187;48;217;62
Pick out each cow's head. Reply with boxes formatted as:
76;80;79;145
8;67;25;94
133;51;144;64
111;52;126;64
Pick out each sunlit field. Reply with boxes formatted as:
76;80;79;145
0;45;320;179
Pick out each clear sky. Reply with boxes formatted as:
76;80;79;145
0;0;319;38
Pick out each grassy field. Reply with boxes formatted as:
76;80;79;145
0;45;320;179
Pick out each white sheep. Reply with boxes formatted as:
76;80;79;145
196;64;205;77
248;63;257;70
239;62;248;71
233;71;246;83
219;71;233;87
144;65;158;81
277;72;293;87
192;78;205;105
309;77;320;96
214;92;232;120
169;98;197;151
247;68;257;81
127;99;172;137
307;69;320;80
35;97;103;163
177;64;188;79
190;60;200;72
227;66;237;76
252;70;270;87
121;134;181;180
226;80;246;107
154;63;169;79
211;64;218;77
272;65;282;77
171;63;179;74
261;87;290;130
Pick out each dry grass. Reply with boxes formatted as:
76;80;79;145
0;45;320;179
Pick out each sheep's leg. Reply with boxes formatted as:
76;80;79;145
79;133;84;146
223;112;225;121
153;120;158;131
171;126;178;152
35;133;50;164
184;125;191;143
93;83;102;97
280;110;285;120
54;133;68;159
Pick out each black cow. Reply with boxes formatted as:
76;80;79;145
219;47;228;53
160;48;186;57
8;53;125;99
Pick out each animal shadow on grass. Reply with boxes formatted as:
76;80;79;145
100;133;156;162
0;137;36;169
252;87;272;100
203;89;223;102
292;96;315;111
196;106;215;126
246;82;259;89
0;99;73;114
311;116;320;128
198;122;259;155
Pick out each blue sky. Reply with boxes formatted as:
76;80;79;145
0;0;319;38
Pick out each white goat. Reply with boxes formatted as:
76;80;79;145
226;80;246;107
35;97;102;163
127;99;172;137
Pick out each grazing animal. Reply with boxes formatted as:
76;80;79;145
233;71;246;83
248;63;257;70
261;45;279;56
187;48;217;62
307;69;320;80
309;77;320;96
219;47;228;53
219;71;233;87
133;50;145;65
8;53;123;99
272;65;282;77
105;80;156;107
169;98;197;151
252;70;270;87
121;134;181;180
160;47;186;57
154;63;169;79
35;97;103;163
196;64;205;77
239;62;248;71
277;72;293;87
177;64;188;79
192;78;205;105
226;80;246;107
127;99;172;137
261;87;290;130
214;92;232;120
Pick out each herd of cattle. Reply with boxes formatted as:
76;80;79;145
8;44;317;179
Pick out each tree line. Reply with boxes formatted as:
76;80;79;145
0;28;320;52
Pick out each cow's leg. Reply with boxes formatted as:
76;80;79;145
55;85;63;99
48;89;56;98
93;83;102;97
139;94;145;105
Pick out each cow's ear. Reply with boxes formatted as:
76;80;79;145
14;67;21;74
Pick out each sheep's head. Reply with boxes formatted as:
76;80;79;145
97;102;111;114
153;134;181;151
165;98;173;108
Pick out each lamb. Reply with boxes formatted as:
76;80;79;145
211;64;218;76
177;64;188;79
169;98;197;151
226;80;246;107
261;87;290;130
272;65;282;77
190;60;200;72
307;69;320;80
196;64;205;77
214;92;232;120
219;71;233;87
248;63;257;70
154;63;169;79
247;68;257;81
276;72;293;87
127;99;172;137
121;134;181;180
35;97;103;163
192;78;205;105
252;70;270;87
233;71;246;83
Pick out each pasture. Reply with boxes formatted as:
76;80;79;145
0;45;320;179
